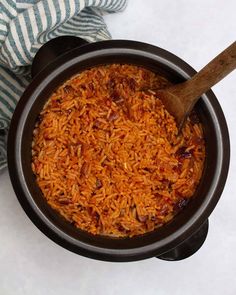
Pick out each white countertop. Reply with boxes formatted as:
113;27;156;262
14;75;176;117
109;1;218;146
1;1;236;294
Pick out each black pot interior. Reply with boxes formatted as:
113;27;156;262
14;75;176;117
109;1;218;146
9;42;228;260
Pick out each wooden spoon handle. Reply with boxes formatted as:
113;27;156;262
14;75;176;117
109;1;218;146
178;41;236;107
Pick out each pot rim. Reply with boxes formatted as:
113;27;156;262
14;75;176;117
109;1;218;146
7;40;230;261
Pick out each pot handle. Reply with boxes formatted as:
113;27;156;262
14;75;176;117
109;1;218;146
156;219;209;261
31;36;89;79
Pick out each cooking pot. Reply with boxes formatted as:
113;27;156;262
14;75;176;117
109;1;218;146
7;36;230;262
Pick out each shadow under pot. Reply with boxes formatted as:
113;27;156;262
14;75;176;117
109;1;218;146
7;36;230;262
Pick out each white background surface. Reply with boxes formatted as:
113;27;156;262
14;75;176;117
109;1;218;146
1;0;236;294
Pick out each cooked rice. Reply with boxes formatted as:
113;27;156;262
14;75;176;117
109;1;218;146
32;64;205;237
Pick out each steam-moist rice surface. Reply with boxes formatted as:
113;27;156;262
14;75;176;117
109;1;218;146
32;64;205;237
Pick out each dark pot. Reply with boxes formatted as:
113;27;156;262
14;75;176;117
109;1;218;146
7;37;230;262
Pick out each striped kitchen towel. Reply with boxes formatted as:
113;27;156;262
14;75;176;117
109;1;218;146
0;0;127;171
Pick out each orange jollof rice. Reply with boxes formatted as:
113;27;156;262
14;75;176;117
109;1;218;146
32;64;205;237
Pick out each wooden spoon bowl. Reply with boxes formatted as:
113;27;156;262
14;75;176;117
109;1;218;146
155;42;236;129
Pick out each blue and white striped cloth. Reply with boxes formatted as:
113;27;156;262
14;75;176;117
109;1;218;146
0;0;127;170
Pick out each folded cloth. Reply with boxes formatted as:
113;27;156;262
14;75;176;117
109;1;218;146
0;0;127;170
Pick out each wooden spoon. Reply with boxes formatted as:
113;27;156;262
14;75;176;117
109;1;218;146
155;41;236;129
